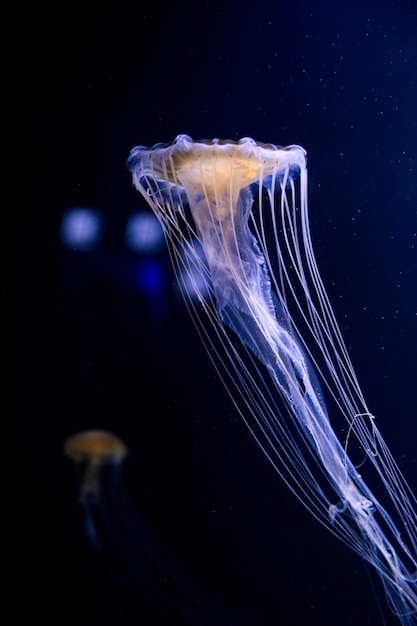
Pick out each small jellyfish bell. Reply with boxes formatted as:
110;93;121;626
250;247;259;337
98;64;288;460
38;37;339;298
64;429;127;506
127;135;417;625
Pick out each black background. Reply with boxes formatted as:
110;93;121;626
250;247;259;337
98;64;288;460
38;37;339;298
15;1;417;625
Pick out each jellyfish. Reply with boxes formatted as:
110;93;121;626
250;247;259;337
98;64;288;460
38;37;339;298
64;429;128;548
126;134;417;625
64;429;246;625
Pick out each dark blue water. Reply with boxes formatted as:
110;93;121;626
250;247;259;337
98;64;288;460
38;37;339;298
19;1;416;625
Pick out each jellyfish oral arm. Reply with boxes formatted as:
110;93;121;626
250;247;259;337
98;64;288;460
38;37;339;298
189;179;386;519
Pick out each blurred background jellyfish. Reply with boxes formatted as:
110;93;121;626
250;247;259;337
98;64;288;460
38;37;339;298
64;430;128;549
126;135;417;625
64;429;246;626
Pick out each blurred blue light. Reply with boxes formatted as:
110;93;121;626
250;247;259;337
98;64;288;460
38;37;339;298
135;258;168;322
125;212;164;253
179;266;210;302
177;241;209;302
60;207;102;251
136;259;164;295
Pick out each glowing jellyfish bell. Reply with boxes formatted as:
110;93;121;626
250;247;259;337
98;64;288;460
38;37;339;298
127;135;417;624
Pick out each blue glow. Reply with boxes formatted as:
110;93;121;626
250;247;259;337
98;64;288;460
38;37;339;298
136;259;163;294
60;207;102;251
177;240;209;303
125;212;164;253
